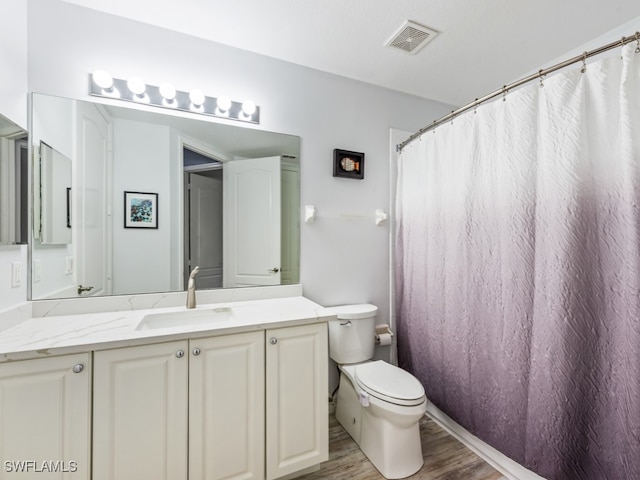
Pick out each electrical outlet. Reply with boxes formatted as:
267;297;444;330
33;259;42;283
65;256;73;274
11;262;22;288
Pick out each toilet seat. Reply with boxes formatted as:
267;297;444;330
353;361;425;407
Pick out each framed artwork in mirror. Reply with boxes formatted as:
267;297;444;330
124;191;158;229
333;149;364;179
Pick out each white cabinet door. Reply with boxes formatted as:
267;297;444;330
0;353;91;479
189;332;265;480
265;323;328;480
93;341;189;480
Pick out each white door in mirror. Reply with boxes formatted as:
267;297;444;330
224;156;282;287
75;101;111;297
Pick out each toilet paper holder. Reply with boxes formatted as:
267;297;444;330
375;324;394;345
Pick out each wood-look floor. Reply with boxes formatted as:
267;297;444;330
293;415;506;480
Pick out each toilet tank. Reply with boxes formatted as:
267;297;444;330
325;304;378;364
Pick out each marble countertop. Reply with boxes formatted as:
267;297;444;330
0;296;334;362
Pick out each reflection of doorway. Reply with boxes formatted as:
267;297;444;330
183;147;223;289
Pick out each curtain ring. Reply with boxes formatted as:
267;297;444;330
502;85;508;102
580;52;587;73
635;31;640;53
538;70;545;88
621;36;626;59
432;120;437;134
474;99;478;114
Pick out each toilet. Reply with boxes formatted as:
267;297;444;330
326;304;427;479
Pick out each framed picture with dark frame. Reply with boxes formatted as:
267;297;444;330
333;149;365;179
124;191;158;229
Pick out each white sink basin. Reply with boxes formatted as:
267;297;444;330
136;307;235;330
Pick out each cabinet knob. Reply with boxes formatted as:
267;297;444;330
72;364;84;373
176;350;185;358
192;348;201;356
270;337;278;345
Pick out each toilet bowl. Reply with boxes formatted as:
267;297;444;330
326;305;427;479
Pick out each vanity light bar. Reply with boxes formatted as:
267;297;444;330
89;72;260;124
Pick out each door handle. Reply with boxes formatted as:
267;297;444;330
77;285;94;295
268;267;280;273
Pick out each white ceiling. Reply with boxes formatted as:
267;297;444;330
61;0;640;107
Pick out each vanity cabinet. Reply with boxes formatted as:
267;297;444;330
93;331;265;480
8;316;328;480
93;340;190;480
0;353;91;479
266;323;329;480
189;332;265;480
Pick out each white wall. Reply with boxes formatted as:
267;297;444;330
111;118;172;294
0;0;27;130
0;245;27;310
0;0;29;310
25;0;453;349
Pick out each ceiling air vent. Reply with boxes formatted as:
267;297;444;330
385;20;438;55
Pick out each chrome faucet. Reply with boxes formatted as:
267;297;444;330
186;266;200;309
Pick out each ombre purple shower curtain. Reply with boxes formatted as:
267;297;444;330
395;44;640;480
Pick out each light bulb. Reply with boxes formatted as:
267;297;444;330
189;89;205;107
127;76;146;96
242;99;256;116
93;70;113;90
216;95;231;112
159;82;176;101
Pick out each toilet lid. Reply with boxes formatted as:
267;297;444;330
355;361;426;406
325;304;378;320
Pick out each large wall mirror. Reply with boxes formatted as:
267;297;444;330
31;93;300;300
0;114;28;245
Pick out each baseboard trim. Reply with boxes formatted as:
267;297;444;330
426;402;546;480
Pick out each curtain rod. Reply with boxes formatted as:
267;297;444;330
397;31;640;153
